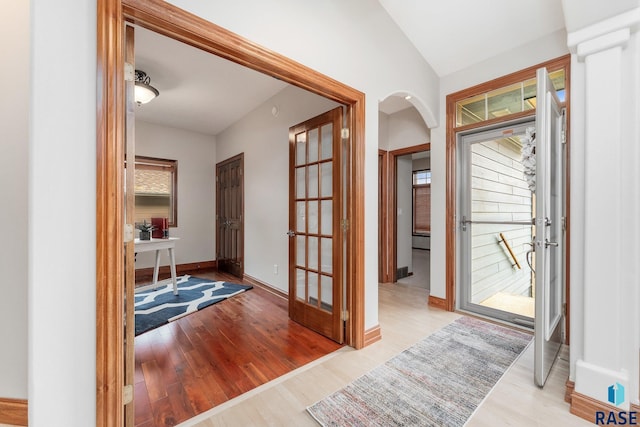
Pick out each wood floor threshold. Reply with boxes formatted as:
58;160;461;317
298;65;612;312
0;397;28;426
242;273;288;300
135;260;216;282
569;389;638;424
363;324;382;347
181;346;350;426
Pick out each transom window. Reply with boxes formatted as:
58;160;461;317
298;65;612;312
455;69;566;127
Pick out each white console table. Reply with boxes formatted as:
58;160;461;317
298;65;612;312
134;237;180;295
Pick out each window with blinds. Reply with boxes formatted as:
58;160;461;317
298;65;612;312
133;156;178;227
413;170;431;235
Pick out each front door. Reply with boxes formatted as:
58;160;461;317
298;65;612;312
533;67;564;387
288;107;344;343
216;154;244;278
457;68;565;387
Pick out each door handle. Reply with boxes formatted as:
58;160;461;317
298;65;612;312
545;239;559;248
286;230;296;237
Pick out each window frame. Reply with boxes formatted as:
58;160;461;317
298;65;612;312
134;155;178;227
412;169;431;236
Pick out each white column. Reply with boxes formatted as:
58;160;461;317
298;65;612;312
568;9;640;409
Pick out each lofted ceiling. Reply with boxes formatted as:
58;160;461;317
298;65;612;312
134;2;568;135
377;0;566;77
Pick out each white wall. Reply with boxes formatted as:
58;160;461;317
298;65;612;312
135;121;217;269
29;0;97;424
0;0;29;400
383;107;431;151
215;85;339;293
429;30;569;300
168;0;440;331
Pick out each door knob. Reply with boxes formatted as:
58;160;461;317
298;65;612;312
286;230;296;237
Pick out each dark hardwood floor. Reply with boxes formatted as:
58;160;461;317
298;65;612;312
133;270;343;427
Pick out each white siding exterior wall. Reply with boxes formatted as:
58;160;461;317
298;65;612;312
470;138;533;304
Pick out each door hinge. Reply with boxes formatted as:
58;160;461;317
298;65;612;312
124;62;134;82
341;219;349;231
341;128;350;139
342;310;349;321
562;303;567;316
124;223;134;243
561;130;566;145
562;216;567;232
123;384;133;405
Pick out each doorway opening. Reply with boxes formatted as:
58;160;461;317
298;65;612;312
128;23;349;427
444;55;571;321
97;1;366;425
384;145;431;292
395;150;431;291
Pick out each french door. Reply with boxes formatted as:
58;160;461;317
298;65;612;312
216;153;244;278
288;107;344;343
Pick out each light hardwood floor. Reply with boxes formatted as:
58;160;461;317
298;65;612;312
179;282;592;427
2;282;591;427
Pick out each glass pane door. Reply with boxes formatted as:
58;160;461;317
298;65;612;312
289;107;344;343
459;121;536;326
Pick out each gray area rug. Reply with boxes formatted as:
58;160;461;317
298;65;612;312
307;316;532;426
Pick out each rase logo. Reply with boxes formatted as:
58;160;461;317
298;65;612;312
595;383;638;425
609;383;625;406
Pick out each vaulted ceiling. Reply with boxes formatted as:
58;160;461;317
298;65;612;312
135;2;569;135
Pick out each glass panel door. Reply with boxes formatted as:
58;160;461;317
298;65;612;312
289;107;343;343
459;121;537;326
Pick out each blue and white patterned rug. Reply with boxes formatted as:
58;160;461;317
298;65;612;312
134;275;252;336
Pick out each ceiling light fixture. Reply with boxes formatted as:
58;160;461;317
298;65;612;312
134;70;159;105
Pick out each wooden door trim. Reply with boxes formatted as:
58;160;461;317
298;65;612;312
97;0;125;426
378;149;389;283
445;55;571;317
387;143;430;284
216;153;245;278
97;1;366;425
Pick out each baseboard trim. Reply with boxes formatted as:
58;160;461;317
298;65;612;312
135;260;217;283
242;274;288;300
0;397;28;426
569;389;637;424
428;295;447;311
565;380;575;404
363;324;382;347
